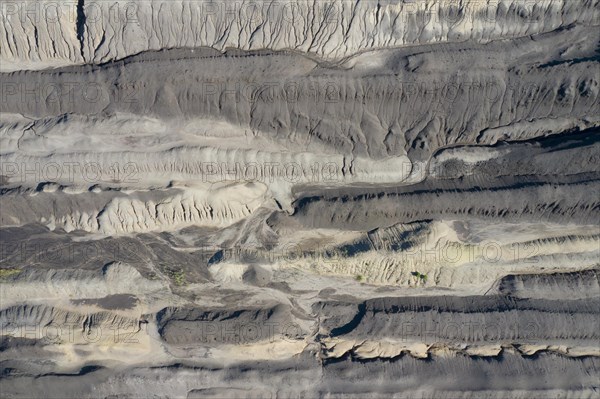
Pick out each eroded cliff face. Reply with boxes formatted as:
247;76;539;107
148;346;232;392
1;1;599;398
1;265;599;398
2;0;598;70
3;26;600;158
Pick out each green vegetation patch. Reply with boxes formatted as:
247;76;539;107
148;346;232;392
0;268;22;280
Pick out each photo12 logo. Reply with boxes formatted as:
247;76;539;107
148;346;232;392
1;321;144;344
1;162;140;185
1;2;138;25
0;1;339;26
1;81;140;106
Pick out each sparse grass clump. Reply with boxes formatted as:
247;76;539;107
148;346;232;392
0;268;21;281
355;274;364;282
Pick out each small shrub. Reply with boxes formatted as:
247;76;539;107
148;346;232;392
411;271;428;285
167;269;187;286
